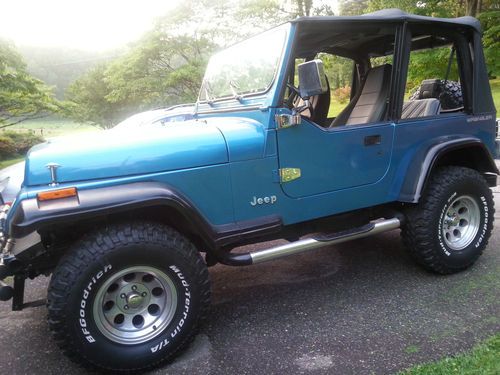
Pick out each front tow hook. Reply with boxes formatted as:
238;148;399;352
0;263;13;301
0;279;13;301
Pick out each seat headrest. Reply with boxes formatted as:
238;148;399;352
365;64;392;84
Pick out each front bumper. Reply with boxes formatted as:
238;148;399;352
0;202;15;302
0;203;12;254
1;196;45;310
1;199;42;258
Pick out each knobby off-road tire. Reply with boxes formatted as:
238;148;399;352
47;221;210;372
410;80;463;110
402;167;494;274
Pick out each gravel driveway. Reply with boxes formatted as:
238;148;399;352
0;173;498;374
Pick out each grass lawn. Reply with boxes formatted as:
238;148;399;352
1;116;98;139
328;99;347;118
490;78;500;113
1;116;99;171
0;156;24;169
400;334;500;375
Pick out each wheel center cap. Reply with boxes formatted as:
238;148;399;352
127;292;143;308
446;214;459;227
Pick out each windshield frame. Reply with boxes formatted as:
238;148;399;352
196;24;290;105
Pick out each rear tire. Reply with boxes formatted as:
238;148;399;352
439;81;463;109
47;221;210;372
402;167;494;274
410;80;463;110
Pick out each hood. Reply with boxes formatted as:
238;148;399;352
24;121;228;186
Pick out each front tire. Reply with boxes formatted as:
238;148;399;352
402;167;494;274
47;221;210;372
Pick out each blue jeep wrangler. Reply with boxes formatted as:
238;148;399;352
0;9;498;372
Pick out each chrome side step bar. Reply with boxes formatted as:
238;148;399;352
219;217;401;266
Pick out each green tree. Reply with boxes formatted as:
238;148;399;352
0;39;59;129
365;0;462;16
64;0;336;126
66;0;287;126
237;0;291;28
65;64;121;128
66;3;220;127
339;0;369;15
363;0;496;16
478;11;500;77
19;46;121;100
104;28;215;111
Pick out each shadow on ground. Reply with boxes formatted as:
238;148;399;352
0;223;498;374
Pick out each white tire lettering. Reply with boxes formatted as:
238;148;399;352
438;193;455;256
475;195;488;248
86;336;96;343
150;265;192;353
78;264;112;344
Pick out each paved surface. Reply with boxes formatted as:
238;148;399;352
1;178;499;374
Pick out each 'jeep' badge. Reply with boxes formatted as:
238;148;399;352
250;195;277;206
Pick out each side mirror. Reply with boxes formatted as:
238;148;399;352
298;59;328;99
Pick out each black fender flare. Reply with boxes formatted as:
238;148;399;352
398;137;498;203
10;182;282;257
10;182;217;246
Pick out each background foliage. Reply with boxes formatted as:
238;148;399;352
0;0;499;131
0;39;60;129
0;130;43;159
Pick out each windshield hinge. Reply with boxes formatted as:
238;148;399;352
276;113;301;129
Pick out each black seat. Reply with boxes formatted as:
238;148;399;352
402;99;441;119
330;64;392;127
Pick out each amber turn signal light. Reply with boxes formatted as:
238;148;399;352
37;187;78;202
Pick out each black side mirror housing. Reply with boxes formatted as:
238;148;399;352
298;60;328;99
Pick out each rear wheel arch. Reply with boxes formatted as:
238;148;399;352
399;138;498;203
431;143;498;175
401;166;494;274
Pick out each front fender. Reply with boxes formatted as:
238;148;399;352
8;182;283;256
10;182;215;241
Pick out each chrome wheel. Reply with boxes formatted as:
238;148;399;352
442;195;480;251
93;266;177;345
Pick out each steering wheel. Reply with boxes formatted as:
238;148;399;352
286;83;315;119
286;83;300;109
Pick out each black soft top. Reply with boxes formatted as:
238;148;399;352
292;9;481;33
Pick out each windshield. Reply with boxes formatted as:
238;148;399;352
198;27;287;102
114;112;163;129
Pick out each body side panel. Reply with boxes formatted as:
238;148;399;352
9;164;234;234
392;113;498;202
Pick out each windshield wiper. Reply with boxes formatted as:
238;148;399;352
202;81;215;106
229;80;243;103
